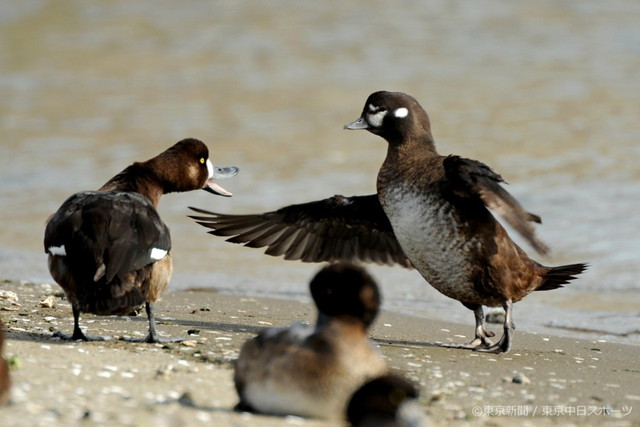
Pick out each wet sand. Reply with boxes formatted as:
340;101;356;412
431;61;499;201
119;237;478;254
1;280;638;426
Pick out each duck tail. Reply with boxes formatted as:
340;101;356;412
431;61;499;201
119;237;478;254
537;263;588;291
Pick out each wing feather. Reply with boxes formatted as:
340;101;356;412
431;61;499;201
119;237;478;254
443;155;549;255
189;194;412;267
45;191;171;284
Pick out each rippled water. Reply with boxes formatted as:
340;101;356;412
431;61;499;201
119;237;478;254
1;1;639;344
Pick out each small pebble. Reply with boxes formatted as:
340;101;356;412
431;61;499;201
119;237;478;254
195;412;211;422
178;392;195;406
39;296;56;308
512;372;531;384
7;355;22;370
0;290;19;302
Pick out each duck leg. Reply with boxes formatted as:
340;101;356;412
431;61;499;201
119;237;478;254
121;302;183;343
445;304;495;350
143;302;162;343
475;300;514;354
468;305;495;348
53;306;110;341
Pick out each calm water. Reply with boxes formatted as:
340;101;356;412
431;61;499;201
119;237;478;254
1;1;639;344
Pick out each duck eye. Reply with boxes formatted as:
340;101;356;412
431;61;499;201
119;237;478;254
199;158;205;164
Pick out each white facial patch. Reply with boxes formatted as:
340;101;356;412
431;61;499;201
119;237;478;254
48;245;67;256
394;107;409;118
367;109;387;128
150;248;168;261
206;159;214;179
368;103;379;112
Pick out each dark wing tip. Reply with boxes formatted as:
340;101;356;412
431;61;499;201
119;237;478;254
527;212;542;224
188;196;412;268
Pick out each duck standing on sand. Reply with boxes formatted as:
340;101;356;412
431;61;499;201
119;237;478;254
190;92;586;354
45;138;237;342
234;262;388;419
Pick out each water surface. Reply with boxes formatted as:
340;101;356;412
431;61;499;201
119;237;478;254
1;1;639;344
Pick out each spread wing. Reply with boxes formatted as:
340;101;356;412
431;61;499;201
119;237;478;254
45;191;171;283
189;194;412;267
443;155;549;255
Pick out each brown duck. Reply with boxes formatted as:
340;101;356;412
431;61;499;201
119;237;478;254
190;92;586;353
45;138;237;342
234;262;388;419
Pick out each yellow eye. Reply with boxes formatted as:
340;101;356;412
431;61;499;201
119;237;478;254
199;158;205;164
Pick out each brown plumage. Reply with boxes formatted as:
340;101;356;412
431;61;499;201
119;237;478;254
45;138;237;342
347;374;424;427
189;92;587;353
0;321;10;405
189;194;411;267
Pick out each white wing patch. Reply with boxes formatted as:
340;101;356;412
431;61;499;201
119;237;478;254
394;107;409;118
150;248;168;261
48;245;67;256
93;263;106;282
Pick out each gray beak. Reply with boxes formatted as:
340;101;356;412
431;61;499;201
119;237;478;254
203;166;239;197
344;117;369;130
212;166;239;180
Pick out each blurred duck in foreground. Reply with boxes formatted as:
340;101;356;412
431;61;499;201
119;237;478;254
234;262;388;420
45;138;237;342
347;374;425;427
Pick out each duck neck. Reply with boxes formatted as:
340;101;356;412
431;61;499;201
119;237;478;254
378;134;438;188
315;312;368;333
386;133;438;160
99;162;164;207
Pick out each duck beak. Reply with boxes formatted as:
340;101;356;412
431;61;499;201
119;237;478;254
344;117;369;130
203;165;239;197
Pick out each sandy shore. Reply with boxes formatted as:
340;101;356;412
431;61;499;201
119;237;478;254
1;279;638;427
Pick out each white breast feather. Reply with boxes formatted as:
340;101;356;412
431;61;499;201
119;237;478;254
245;383;336;419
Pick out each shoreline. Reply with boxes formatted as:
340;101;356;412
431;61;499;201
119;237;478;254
2;246;638;350
1;279;639;426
